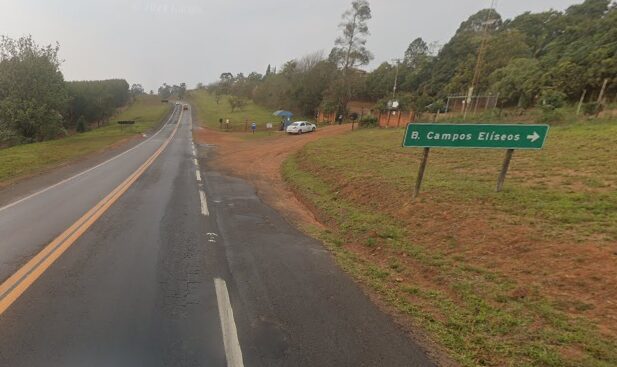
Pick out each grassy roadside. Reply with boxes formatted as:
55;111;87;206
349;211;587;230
187;89;310;133
0;95;171;185
283;121;617;366
187;90;277;130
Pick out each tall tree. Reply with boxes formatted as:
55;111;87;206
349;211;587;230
326;0;373;116
130;83;144;97
0;35;68;143
365;62;397;100
158;83;172;99
489;58;542;107
178;82;187;99
425;9;503;96
404;38;429;69
66;79;130;128
330;0;373;73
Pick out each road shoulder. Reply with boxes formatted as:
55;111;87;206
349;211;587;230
0;107;175;208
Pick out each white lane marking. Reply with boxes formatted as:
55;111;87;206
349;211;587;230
199;189;209;216
0;107;180;213
214;278;244;367
195;169;202;182
193;158;199;166
192;148;197;156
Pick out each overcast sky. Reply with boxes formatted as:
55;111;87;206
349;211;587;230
1;0;582;91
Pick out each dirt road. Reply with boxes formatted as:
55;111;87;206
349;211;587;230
193;125;351;226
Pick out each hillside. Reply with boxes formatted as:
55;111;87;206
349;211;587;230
188;90;283;130
283;120;617;366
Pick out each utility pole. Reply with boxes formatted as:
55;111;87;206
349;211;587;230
392;59;400;98
464;0;496;120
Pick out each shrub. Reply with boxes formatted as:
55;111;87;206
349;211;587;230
359;115;378;128
582;102;603;116
426;100;446;113
536;108;563;124
538;89;566;110
76;116;88;133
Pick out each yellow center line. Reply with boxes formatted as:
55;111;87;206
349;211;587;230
0;109;184;317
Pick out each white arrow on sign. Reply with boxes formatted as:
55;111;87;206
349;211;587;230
527;131;540;143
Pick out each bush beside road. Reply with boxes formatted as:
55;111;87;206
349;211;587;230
283;121;617;367
0;95;170;186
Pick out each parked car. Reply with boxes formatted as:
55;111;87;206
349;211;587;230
286;121;316;134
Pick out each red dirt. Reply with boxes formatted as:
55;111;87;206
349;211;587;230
193;125;350;227
298;159;617;339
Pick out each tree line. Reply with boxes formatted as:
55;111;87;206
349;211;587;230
206;0;616;118
0;35;134;146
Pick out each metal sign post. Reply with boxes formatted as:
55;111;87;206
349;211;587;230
413;148;430;198
496;149;514;192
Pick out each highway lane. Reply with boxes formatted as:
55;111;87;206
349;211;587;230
0;105;181;283
0;105;434;366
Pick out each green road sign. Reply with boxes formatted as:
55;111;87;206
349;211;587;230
403;123;549;149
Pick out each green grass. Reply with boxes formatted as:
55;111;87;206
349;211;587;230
187;89;309;131
0;95;171;184
283;120;617;366
291;122;617;240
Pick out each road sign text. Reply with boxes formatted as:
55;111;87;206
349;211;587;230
403;123;549;150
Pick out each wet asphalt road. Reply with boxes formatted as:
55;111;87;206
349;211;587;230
0;106;435;366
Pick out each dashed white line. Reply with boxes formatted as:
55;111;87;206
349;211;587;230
195;169;202;182
193;158;199;166
199;189;209;216
214;278;244;367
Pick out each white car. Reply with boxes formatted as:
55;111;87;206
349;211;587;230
286;121;316;134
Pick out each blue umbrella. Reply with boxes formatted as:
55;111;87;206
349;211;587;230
273;110;294;130
273;110;293;118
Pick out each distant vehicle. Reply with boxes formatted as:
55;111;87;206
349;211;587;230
183;105;189;110
286;121;316;134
